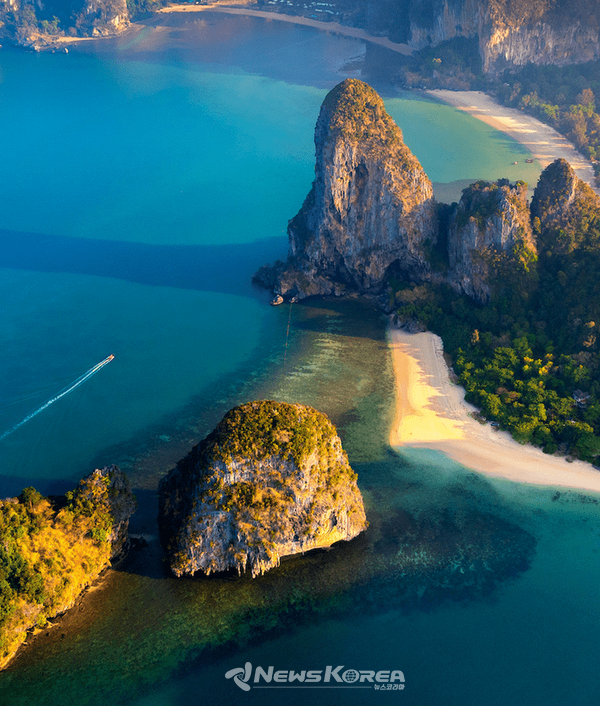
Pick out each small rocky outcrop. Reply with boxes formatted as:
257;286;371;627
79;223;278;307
448;179;535;302
531;158;600;255
158;401;368;578
255;79;438;303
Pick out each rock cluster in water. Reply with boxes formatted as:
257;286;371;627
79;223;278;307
158;401;368;578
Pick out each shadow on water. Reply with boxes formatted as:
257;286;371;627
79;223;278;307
0;229;286;298
0;475;74;499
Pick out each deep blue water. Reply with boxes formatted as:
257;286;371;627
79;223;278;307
1;13;599;706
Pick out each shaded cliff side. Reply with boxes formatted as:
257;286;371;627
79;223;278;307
448;179;536;302
401;0;600;75
0;465;136;669
158;401;367;578
255;78;437;303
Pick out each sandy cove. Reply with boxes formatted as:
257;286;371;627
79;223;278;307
389;327;600;493
157;3;413;55
428;89;599;195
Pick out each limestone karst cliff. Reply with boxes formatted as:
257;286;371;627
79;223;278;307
158;401;368;578
255;78;548;305
0;465;136;669
255;78;438;303
448;179;535;303
401;0;600;74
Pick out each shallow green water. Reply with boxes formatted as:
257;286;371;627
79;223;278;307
1;14;597;706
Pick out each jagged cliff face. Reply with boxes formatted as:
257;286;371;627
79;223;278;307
158;401;367;578
264;79;437;303
366;0;600;75
448;179;535;302
77;464;137;558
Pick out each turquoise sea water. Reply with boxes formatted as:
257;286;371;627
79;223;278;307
1;13;599;706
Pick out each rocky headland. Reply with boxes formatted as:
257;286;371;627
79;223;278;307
256;79;593;310
0;465;136;669
158;400;367;578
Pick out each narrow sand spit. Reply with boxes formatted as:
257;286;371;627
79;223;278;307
158;3;413;55
429;89;599;194
389;327;600;492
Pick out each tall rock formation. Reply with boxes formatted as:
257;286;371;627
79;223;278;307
334;0;600;75
256;78;438;303
448;179;535;302
158;401;368;578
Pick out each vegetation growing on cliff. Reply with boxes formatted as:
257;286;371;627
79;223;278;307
159;401;367;578
0;466;135;669
322;78;402;146
395;165;600;461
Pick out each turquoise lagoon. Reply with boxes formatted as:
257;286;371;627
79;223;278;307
0;13;599;706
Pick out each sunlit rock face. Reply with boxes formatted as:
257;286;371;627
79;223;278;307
158;401;368;578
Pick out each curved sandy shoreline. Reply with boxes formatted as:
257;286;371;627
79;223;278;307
389;327;600;493
428;89;599;194
157;3;413;55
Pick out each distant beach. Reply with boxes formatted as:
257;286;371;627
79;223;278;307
389;327;600;493
157;3;413;55
428;89;599;194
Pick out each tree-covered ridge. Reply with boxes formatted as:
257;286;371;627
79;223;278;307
395;161;600;462
0;466;135;669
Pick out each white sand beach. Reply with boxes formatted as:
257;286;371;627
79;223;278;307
158;3;413;55
429;89;599;194
389;327;600;493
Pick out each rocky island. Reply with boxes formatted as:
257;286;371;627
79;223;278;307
158;401;367;578
0;465;136;669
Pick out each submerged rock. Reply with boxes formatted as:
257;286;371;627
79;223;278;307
255;79;437;302
158;401;368;578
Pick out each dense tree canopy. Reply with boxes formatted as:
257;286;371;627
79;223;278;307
394;167;600;462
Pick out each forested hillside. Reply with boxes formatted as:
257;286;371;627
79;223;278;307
394;160;600;461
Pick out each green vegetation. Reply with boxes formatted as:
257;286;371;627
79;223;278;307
495;63;600;179
395;168;600;462
0;467;134;668
322;79;402;146
396;37;485;90
208;400;346;468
